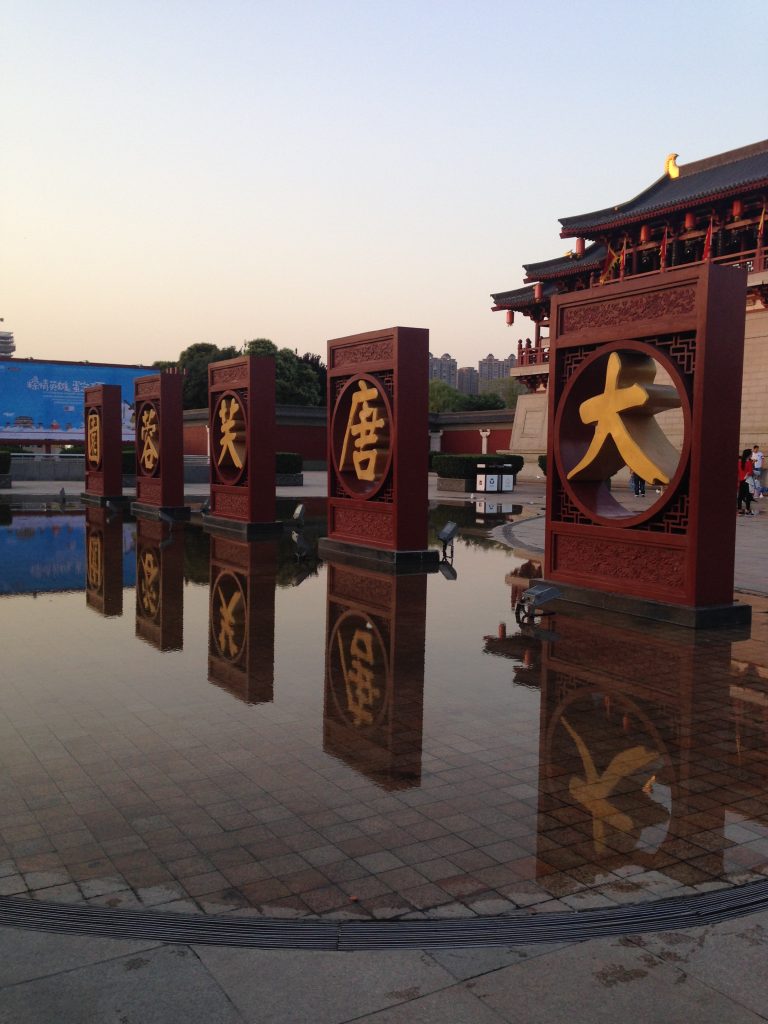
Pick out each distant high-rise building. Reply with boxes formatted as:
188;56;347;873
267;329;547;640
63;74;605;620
457;366;479;395
478;353;516;391
0;332;15;359
428;351;458;389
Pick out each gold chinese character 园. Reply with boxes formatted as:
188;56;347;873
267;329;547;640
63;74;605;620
217;396;246;470
216;580;243;658
338;627;380;727
87;535;102;590
140;407;160;473
340;379;388;482
139;550;160;618
87;411;101;466
567;352;681;484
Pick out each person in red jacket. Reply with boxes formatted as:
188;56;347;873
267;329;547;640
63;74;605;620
738;449;755;515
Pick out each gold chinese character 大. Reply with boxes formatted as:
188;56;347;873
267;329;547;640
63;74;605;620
87;409;101;466
339;378;390;483
216;395;246;473
139;405;160;474
566;352;682;485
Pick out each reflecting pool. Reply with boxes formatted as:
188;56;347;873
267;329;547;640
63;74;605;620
1;504;767;919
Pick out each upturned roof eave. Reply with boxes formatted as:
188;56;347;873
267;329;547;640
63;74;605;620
559;176;768;238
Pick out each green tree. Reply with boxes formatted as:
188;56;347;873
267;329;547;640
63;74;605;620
465;391;506;411
428;379;470;412
244;339;322;406
298;352;327;400
165;342;239;409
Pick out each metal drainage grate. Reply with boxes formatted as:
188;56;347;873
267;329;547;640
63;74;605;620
3;878;768;951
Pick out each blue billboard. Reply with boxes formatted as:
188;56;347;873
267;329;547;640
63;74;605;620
0;359;149;442
0;515;137;595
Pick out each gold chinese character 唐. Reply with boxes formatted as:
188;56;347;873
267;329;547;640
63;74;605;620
340;379;389;483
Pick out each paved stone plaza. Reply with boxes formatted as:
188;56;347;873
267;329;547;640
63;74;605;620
2;474;768;1021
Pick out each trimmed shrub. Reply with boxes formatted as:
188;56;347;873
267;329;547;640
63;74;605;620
538;454;547;476
276;452;302;474
0;450;10;474
432;453;524;479
122;448;136;474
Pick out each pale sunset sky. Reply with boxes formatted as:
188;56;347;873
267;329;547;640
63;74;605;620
3;0;766;368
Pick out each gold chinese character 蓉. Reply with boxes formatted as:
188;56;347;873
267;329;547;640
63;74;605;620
139;550;160;618
140;406;160;473
567;352;681;484
340;379;389;482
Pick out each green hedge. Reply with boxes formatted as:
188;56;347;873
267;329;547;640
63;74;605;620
122;448;136;474
432;453;524;479
276;452;302;474
0;450;10;474
538;454;546;476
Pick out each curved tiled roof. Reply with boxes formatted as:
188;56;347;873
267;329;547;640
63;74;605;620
560;140;768;238
523;242;607;280
490;281;559;311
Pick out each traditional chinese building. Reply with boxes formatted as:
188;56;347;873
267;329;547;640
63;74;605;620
492;139;768;452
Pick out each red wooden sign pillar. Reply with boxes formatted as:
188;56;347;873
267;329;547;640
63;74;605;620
318;326;438;571
135;519;185;651
81;384;125;506
202;355;280;537
545;263;749;627
131;371;189;521
323;560;426;790
207;536;277;705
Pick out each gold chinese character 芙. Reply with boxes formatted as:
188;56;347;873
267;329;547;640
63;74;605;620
140;406;160;473
339;379;388;482
217;396;246;470
567;352;681;484
215;579;243;658
338;627;380;727
87;410;101;466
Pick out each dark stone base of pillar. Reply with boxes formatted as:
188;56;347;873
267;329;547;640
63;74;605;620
130;501;191;522
318;537;440;575
80;493;131;508
201;513;283;539
543;579;752;630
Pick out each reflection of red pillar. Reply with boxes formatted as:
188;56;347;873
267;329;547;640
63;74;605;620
207;536;277;704
135;519;185;651
536;612;736;883
204;356;279;538
323;561;426;789
85;507;124;616
320;327;438;569
82;384;125;506
132;371;189;521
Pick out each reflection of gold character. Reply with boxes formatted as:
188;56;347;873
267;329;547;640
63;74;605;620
140;407;159;472
340;379;387;482
87;411;100;465
139;550;160;617
561;716;658;856
567;352;681;484
338;627;380;726
87;535;102;589
217;584;243;657
218;397;245;470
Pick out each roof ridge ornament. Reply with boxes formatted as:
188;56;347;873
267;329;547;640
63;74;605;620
665;153;680;179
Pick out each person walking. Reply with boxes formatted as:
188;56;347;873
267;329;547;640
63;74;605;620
738;449;755;515
752;444;764;498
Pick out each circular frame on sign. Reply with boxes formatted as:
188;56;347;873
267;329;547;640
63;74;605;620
331;374;393;499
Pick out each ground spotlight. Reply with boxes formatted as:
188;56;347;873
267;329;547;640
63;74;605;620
514;582;560;625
